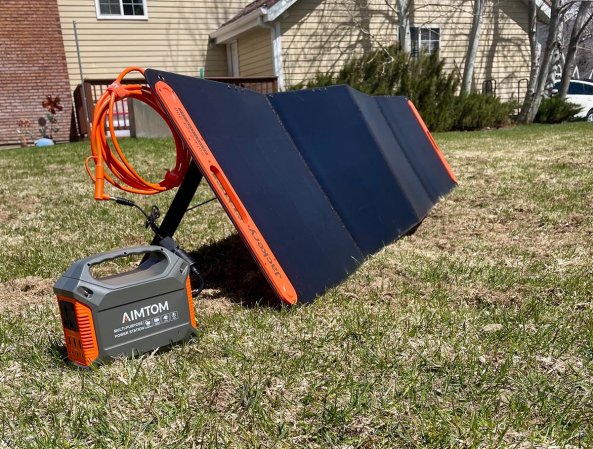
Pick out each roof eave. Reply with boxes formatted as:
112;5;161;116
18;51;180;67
211;0;299;44
210;8;266;44
265;0;299;21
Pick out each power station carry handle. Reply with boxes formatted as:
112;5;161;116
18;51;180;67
78;246;170;280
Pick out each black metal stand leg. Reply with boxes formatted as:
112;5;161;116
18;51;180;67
152;161;202;244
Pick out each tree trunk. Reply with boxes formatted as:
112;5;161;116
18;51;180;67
559;1;593;98
525;0;561;124
518;0;541;123
395;0;411;53
462;0;485;94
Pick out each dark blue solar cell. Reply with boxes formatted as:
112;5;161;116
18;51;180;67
376;97;455;201
269;86;437;254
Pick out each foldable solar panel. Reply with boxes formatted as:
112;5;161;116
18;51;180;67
144;69;457;304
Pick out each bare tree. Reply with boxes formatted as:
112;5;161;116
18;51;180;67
559;1;593;97
529;0;562;123
519;0;564;124
395;0;411;52
461;0;485;94
517;0;542;123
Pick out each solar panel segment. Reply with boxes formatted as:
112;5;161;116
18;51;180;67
145;69;456;304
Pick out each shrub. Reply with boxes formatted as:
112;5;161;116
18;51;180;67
452;93;516;131
535;97;582;124
290;46;514;132
290;72;336;89
290;46;458;131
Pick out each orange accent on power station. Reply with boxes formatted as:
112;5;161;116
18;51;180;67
57;295;99;367
407;100;458;184
154;80;298;305
185;276;197;329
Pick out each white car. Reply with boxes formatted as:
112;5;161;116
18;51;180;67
553;80;593;121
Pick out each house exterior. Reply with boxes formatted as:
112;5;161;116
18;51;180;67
55;0;247;92
0;0;247;145
212;0;547;101
0;0;547;145
0;0;72;146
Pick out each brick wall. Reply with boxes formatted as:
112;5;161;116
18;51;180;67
0;0;72;146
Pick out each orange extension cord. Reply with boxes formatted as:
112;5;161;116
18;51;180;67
85;67;190;201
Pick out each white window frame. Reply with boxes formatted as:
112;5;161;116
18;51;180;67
410;25;441;57
94;0;149;20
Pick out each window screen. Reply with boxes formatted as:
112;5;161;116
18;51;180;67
99;0;121;15
97;0;146;18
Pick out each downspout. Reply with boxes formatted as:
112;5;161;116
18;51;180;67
261;21;285;91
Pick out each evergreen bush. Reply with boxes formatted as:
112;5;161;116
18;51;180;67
290;45;515;132
453;93;516;131
535;97;582;124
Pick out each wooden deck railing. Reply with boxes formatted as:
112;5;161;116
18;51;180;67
73;76;278;137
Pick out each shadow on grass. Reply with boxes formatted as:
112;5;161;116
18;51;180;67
188;233;280;309
47;337;71;368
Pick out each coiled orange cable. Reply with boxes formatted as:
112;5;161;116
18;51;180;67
85;67;190;200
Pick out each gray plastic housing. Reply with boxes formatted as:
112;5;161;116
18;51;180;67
54;246;197;363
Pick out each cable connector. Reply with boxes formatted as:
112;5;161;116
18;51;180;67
111;197;136;207
145;205;161;236
110;197;161;237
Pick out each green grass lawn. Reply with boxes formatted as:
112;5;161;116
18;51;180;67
0;123;592;448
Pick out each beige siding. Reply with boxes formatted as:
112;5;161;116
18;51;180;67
56;0;246;91
281;0;396;88
278;0;530;100
411;0;531;101
237;27;274;77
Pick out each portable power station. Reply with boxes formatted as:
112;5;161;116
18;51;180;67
53;246;197;367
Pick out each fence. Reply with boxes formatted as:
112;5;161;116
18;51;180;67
73;76;278;138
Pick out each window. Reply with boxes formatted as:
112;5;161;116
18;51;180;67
410;26;440;58
95;0;148;19
583;83;593;95
568;82;585;95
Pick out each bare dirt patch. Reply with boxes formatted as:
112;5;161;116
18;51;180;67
0;276;54;311
196;295;235;316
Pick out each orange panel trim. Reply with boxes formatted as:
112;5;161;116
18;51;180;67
407;100;458;184
57;295;99;367
154;81;298;305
